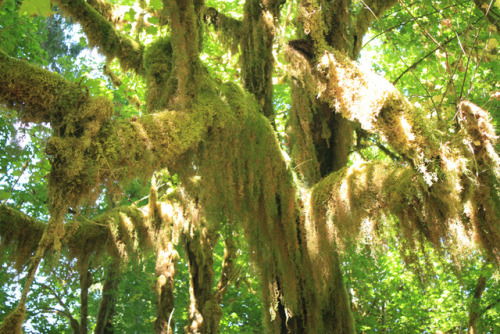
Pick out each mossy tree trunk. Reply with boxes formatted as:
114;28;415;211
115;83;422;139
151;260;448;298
183;219;220;334
79;266;92;334
154;244;177;334
94;262;120;334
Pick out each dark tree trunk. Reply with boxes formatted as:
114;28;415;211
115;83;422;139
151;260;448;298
183;219;222;334
94;262;120;334
468;265;488;334
79;267;92;334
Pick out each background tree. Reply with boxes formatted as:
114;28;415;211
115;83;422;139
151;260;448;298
0;0;499;333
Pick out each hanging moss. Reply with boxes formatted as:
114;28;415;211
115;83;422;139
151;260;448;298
143;37;175;112
202;6;242;56
53;0;144;73
0;205;45;269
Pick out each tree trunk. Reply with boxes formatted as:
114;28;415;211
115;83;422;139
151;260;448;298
183;219;222;334
468;266;488;334
79;267;92;334
94;262;120;334
154;244;177;334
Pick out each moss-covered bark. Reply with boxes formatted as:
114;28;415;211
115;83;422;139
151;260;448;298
94;261;120;334
240;0;283;119
53;0;144;73
0;50;87;124
79;267;92;334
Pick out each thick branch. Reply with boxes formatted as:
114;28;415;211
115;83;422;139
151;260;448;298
203;6;242;52
353;0;398;57
0;50;87;123
53;0;144;74
240;0;282;119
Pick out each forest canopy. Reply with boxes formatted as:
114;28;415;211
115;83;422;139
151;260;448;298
0;0;499;333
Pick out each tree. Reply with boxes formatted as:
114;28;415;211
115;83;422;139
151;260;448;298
0;0;499;333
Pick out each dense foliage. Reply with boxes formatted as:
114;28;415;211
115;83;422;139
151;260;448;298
0;0;499;333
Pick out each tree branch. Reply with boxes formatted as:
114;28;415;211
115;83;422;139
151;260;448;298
203;6;242;36
53;0;144;74
215;235;239;303
0;204;148;265
41;307;80;333
353;0;398;57
288;46;500;260
473;0;500;32
0;204;46;269
0;50;88;124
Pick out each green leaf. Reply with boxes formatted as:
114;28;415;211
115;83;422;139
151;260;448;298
123;8;136;22
147;16;159;24
146;26;158;35
19;0;52;17
150;0;162;10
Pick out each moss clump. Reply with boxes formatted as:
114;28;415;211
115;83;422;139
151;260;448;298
143;37;175;112
0;50;87;124
0;205;45;269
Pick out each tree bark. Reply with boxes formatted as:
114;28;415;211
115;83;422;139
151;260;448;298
94;262;120;334
183;217;221;334
468;262;490;334
154;244;177;334
79;267;92;334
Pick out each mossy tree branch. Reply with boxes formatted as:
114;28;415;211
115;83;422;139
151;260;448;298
0;50;88;124
163;0;203;107
352;0;398;57
0;204;149;266
53;0;145;74
202;6;243;53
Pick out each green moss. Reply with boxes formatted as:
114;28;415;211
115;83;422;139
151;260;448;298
68;205;150;261
0;50;87;124
54;0;144;73
0;205;45;269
